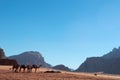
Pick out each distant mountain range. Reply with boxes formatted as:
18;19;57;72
2;46;120;74
76;47;120;74
8;51;72;71
8;51;51;68
0;48;72;71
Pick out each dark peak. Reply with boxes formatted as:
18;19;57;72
21;51;41;54
86;57;102;61
112;47;118;51
56;64;66;67
102;47;120;59
118;46;120;49
0;48;6;59
20;51;43;58
0;48;3;51
53;64;71;71
111;47;120;52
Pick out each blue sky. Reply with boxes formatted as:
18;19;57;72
0;0;120;69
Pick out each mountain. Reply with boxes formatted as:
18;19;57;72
103;47;120;58
52;64;71;71
8;51;51;68
76;47;120;74
0;48;18;65
0;48;6;59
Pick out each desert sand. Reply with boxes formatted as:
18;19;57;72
0;65;120;80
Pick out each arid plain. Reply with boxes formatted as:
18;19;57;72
0;65;120;80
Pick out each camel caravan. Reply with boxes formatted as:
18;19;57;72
12;64;42;73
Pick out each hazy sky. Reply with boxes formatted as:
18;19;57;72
0;0;120;69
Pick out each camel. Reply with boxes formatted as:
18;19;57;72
12;64;19;72
32;64;42;72
26;65;33;72
26;64;42;72
19;65;27;72
12;64;42;73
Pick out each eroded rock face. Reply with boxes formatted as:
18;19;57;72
0;48;18;65
0;59;18;65
0;48;6;59
8;51;51;68
76;47;120;74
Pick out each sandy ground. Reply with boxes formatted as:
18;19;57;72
0;65;120;80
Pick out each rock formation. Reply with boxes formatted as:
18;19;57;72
0;48;18;65
8;51;51;68
0;48;6;59
76;47;120;74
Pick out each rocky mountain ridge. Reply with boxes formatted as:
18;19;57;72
0;48;71;70
0;48;17;65
76;47;120;74
0;48;6;59
8;51;51;68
